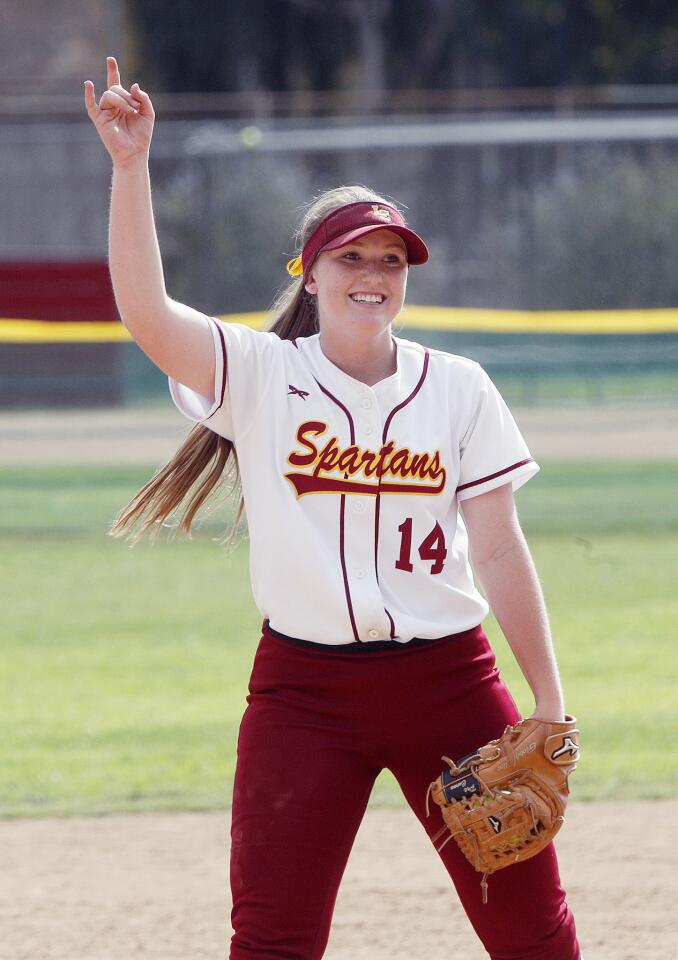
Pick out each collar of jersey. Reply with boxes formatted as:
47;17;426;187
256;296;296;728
304;333;402;396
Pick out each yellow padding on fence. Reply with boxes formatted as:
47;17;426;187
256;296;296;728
0;320;133;342
1;306;678;341
398;307;678;334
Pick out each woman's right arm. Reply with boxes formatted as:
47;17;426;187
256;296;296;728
84;56;215;399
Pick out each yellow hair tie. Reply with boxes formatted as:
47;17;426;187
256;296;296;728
286;255;303;277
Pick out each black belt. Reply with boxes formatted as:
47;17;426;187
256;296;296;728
262;619;480;653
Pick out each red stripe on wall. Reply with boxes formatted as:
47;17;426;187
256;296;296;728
0;261;118;323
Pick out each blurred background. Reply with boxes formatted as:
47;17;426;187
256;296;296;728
1;1;676;823
2;0;678;407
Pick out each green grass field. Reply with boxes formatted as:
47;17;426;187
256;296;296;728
1;463;677;816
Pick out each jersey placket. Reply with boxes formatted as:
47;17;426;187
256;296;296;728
314;376;392;643
347;388;391;641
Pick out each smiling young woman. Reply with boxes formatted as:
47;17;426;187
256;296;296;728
304;227;409;385
86;55;582;960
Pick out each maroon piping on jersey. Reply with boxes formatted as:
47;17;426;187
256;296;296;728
375;349;431;640
208;317;228;412
456;458;533;493
313;378;361;643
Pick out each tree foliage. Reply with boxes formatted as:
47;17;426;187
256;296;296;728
128;0;678;96
474;151;678;309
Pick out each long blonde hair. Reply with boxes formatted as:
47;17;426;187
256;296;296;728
109;184;399;545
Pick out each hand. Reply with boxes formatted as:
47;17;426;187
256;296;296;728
84;56;155;167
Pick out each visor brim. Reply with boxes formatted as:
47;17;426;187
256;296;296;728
321;224;429;265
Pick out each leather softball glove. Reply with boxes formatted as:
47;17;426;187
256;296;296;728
425;715;580;903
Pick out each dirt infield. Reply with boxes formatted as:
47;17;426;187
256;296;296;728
1;403;678;465
1;802;675;960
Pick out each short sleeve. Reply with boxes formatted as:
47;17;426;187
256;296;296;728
168;316;281;442
456;365;539;501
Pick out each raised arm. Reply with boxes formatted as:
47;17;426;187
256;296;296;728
84;56;215;398
460;483;566;722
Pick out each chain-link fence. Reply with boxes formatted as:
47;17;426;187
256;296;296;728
2;112;678;405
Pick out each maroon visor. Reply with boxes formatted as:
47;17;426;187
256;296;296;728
286;201;429;276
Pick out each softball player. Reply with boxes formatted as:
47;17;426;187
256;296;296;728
86;58;582;960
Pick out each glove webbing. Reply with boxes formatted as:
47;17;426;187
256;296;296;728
426;757;545;904
426;754;498;902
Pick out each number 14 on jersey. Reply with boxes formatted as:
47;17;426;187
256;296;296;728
395;518;447;575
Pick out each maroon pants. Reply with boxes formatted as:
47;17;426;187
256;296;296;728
230;621;580;959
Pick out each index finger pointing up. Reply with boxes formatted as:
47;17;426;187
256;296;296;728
106;56;121;88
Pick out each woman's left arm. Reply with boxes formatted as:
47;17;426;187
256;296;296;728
460;482;565;722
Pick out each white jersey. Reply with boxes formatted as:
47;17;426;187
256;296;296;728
169;317;539;645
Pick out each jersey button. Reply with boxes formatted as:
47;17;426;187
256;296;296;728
368;628;380;639
352;500;366;513
355;569;366;579
360;398;372;409
363;423;373;435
